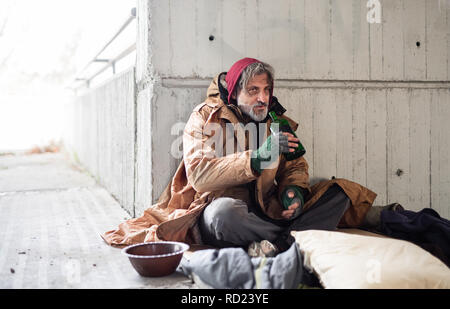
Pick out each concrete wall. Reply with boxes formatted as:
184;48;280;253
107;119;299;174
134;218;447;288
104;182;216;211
144;0;449;81
68;68;136;216
276;85;450;218
136;0;450;218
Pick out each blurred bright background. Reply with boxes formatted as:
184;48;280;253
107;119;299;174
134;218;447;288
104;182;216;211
0;0;136;153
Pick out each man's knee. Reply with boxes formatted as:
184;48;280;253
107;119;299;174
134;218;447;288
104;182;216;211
199;198;248;246
202;197;246;227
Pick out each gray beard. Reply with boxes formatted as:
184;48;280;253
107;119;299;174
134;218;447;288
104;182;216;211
238;102;268;122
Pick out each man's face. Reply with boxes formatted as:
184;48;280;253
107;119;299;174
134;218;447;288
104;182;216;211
235;73;271;122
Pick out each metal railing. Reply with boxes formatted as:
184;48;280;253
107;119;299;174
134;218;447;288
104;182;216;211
69;7;136;90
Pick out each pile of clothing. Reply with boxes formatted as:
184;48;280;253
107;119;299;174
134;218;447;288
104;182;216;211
378;208;450;267
179;242;320;289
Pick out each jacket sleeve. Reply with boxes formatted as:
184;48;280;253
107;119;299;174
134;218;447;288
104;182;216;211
276;155;311;201
183;110;257;192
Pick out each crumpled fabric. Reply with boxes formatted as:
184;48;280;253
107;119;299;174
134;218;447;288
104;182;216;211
379;208;450;267
178;243;320;289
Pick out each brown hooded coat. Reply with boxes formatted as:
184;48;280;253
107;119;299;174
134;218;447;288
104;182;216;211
102;75;377;247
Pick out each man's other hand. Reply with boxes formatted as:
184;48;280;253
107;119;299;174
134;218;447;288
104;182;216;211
280;185;304;220
281;200;301;219
280;132;299;153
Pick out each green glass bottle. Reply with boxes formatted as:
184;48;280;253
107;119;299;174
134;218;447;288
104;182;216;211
269;111;306;161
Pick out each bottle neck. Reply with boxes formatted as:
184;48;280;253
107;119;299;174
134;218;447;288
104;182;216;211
269;111;278;122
